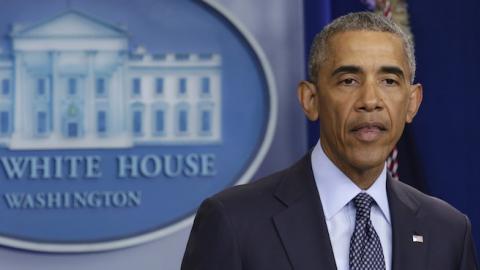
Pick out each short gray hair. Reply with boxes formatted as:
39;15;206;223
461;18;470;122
308;12;416;83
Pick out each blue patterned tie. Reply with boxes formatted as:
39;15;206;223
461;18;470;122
349;193;386;270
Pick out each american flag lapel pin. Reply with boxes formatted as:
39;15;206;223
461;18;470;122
412;234;424;243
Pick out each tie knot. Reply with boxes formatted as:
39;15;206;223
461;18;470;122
353;192;374;219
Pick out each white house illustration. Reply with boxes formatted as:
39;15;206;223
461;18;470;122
0;10;222;149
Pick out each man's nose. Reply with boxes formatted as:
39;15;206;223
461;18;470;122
355;82;383;112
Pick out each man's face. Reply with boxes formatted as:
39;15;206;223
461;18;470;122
299;31;422;181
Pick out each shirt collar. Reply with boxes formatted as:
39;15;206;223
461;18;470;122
311;140;391;223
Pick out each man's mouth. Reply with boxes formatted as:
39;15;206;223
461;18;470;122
350;122;387;142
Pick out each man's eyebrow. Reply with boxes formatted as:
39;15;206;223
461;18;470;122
380;66;405;79
331;65;362;77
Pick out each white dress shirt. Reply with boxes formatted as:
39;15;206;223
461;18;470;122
311;140;392;270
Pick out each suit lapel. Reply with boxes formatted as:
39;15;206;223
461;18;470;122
388;176;428;270
271;155;431;270
272;155;337;270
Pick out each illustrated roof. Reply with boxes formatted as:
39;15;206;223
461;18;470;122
11;10;129;38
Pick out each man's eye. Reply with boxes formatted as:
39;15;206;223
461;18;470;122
341;78;357;85
383;78;398;85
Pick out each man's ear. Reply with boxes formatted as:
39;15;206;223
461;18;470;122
297;80;319;121
406;83;423;123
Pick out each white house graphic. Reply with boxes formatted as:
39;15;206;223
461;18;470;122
0;10;222;149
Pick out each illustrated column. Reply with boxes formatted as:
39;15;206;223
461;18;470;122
50;51;60;139
86;51;96;138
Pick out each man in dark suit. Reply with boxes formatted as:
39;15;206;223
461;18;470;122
181;12;478;270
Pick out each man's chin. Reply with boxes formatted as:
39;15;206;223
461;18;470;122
346;150;389;171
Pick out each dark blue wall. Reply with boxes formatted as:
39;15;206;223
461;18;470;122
408;0;480;253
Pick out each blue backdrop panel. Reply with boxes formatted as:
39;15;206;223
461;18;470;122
0;1;308;269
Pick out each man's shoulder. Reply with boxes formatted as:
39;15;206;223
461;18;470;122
210;166;288;213
392;179;468;225
208;154;311;217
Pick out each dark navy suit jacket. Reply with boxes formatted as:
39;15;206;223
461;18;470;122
182;154;479;270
